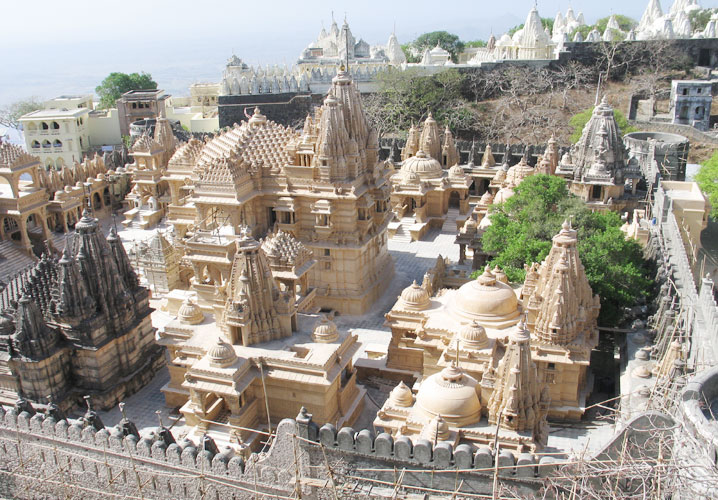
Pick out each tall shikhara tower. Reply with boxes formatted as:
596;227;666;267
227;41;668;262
521;220;600;419
0;211;163;411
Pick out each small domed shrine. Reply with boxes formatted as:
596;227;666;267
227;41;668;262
390;117;470;241
556;97;641;210
381;221;600;447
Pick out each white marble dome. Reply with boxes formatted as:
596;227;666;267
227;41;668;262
450;266;519;328
398;280;430;311
401;150;442;179
178;297;204;325
414;364;481;426
207;337;237;367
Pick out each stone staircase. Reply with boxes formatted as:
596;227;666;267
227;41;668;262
392;216;414;244
0;240;37;282
442;208;461;233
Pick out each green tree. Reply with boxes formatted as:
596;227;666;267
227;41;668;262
696;151;718;220
363;67;470;137
0;97;43;129
464;40;487;48
400;43;420;63
477;174;653;326
569;106;636;143
411;31;465;63
689;8;717;32
95;72;158;109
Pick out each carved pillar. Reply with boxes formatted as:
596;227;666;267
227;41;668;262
62;213;69;233
18;217;32;254
39;211;51;242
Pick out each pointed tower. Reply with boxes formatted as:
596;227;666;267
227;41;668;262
487;319;548;443
386;32;407;66
222;229;294;346
441;126;459;167
525;220;599;346
481;144;496;168
13;294;58;360
53;244;95;323
401;124;420;161
419;113;441;162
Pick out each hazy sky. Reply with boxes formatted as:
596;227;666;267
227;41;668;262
1;0;714;106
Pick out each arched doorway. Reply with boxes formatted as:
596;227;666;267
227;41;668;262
449;191;461;209
92;192;102;210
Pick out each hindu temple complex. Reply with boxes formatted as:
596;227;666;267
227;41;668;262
1;0;718;496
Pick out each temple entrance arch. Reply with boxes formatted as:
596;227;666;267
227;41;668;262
449;190;461;209
92;192;102;210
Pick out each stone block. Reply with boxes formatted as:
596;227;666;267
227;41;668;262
81;426;96;444
152;441;167;460
95;428;110;448
212;453;230;474
337;427;356;450
54;419;69;439
374;433;394;457
109;429;125;451
166;443;182;464
4;409;17;427
228;456;245;476
17;411;31;431
516;453;535;478
538;456;558;477
42;417;57;436
136;437;153;457
394;436;412;461
498;450;515;476
68;423;83;441
414;439;433;464
30;413;44;433
454;444;473;469
319;424;337;447
356;429;374;454
474;447;493;471
124;434;138;452
197;449;214;470
181;446;198;468
433;442;453;468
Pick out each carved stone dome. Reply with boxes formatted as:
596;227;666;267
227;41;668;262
207;337;237;368
450;266;519;328
459;321;488;349
178;297;204;325
398;280;430;311
494;186;514;204
420;414;450;441
448;164;464;177
401;150;442;179
312;315;339;343
414;364;481;426
389;381;414;407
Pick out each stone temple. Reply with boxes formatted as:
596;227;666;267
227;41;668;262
162;69;394;316
0;210;163;411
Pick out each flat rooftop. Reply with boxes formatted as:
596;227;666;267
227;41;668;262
19;108;89;119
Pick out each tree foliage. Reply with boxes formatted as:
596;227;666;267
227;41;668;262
410;31;465;63
477;174;653;326
361;68;474;139
569;106;636;143
95;72;157;109
595;15;637;33
0;97;43;130
689;8;717;32
696;150;718;220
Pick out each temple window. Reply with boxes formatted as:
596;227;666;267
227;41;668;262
31;141;40;149
41;122;49;130
52;121;60;130
591;185;602;200
358;208;367;220
316;214;329;227
324;248;331;257
53;140;62;148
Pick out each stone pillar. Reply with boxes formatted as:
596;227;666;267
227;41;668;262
40;212;51;242
459;244;466;265
62;213;69;233
18;218;32;255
